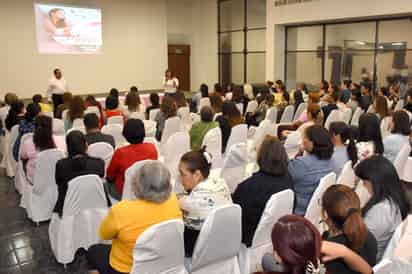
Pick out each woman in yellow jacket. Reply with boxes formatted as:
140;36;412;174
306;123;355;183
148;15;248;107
87;162;182;274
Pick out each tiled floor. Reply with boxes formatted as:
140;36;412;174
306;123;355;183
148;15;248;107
0;174;88;274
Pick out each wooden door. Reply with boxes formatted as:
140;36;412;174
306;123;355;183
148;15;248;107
168;45;190;91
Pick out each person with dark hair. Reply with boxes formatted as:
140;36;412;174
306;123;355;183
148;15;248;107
341;80;352;104
258;215;373;274
47;68;68;116
329;122;358;176
154;96;178;141
322;185;377;274
189;106;219;151
233;136;293;247
356;113;384;161
360;83;373;111
12;103;41;161
320;80;330;97
215;101;243;153
85;95;104;128
130;86;138;93
106;119;158;199
246;93;274;127
403;88;412;113
378;86;390;98
54;131;105;217
55;92;72;119
5;100;25;131
322;89;340;121
105;95;125;124
20;116;66;183
383;110;411;162
178;148;232;257
355;155;410;260
32;94;53;113
191;84;209;113
209;92;224;114
213;83;224;96
87;162;182;274
292;90;304;115
145;93;160;119
124;91;144;118
65;95;85;131
347;88;362;114
372;96;389;120
84;113;115;148
289;125;335;215
109;88;119;98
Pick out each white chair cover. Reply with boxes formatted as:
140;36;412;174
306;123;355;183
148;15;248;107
49;175;109;264
245;100;258;114
0;106;9;157
188;204;242;274
324;110;342;130
350;107;364;126
367;104;374;113
251;120;275;151
101;124;127;148
72;118;84;128
5;124;19;177
239;190;294;273
178;107;191;126
380;116;392;138
226;124;248;155
129;112;145;120
199;98;211;110
43;112;54;118
401;157;412;183
293;102;307;122
53;118;65;135
14;133;33;195
341;108;353;124
283;129;301;159
373;258;412;274
221;143;248;193
67;127;86;134
383;215;411;260
161;117;182;146
305;172;336;233
201;127;222;169
107;115;124;125
149;109;161;121
122;160;156;200
279;105;295;124
394;144;411;178
336;161;355;188
143;120;157;138
85;106;101;117
131;219;188;274
164;132;190;180
87;142;114;169
265;107;278;123
394;99;405;112
236;103;243;115
23;149;64;222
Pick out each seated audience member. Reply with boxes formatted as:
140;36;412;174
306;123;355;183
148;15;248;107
215;101;243;153
154;96;178;141
191;84;209;113
273;84;290;114
5;100;25;131
106;119;158;199
359;83;373;111
294;92;321;126
232;136;293;247
372;95;389;121
109;88;119;99
3;93;18;109
85;95;104;128
356;113;384;161
355;155;410;261
105;95;125;123
190;106;219;151
281;103;322;140
175;91;187;108
383;110;411;162
32;94;53;113
145;93;161;119
257;215;373;274
319;80;329;97
130;86;138;93
341;80;352;104
403;88;412;113
321;89;340;121
322;185;377;274
54;131;105;217
178;149;232;257
124;91;144;118
55;92;72;119
289;125;335;215
13;103;41;160
213;83;225;97
209;92;224;114
87;162;182;274
20;116;66;183
347;88;362;114
65;96;86;131
378;86;390;98
246;92;274;127
292;89;304;116
388;83;400;110
329;122;358;176
84;113;115;148
231;85;249;113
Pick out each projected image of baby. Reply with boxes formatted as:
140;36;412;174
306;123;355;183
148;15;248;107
44;8;72;37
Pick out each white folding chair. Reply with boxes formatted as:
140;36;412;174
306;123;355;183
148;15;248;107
373;258;412;274
201;127;223;169
53;118;65;135
245;100;258;114
85;106;101;118
279;105;295;124
250;120;275;151
236;103;243;115
293;102;307;122
336;161;356;188
393;144;411;178
199;98;211;110
350;107;364;127
401;157;412;183
62;109;69;123
178;107;191;126
220;143;248;193
143;120;157;138
122;160;156;200
87;142;114;170
380;116;392;138
14;133;33;194
239;190;294;274
163;132;190;181
367;104;374;113
382;215;411;260
49;175;109;265
304;172;336;233
131;219;188;274
22;149;64;223
284;130;301;159
5;124;19;177
265;107;278;123
161;117;182;147
186;204;242;274
101;124;127;148
394;99;405;112
0;106;9;157
66;127;86;134
341;108;353;124
72;118;84;129
107;115;124;125
324;110;342;130
149;109;161;121
225;124;248;155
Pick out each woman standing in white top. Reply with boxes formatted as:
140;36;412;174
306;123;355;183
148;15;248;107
163;69;179;95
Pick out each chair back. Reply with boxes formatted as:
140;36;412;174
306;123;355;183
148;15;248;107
131;219;187;274
161;117;182;145
129;112;145;120
324;110;342;130
394;99;405;112
178;107;191;125
293;102;307;121
107;115;124;125
336;161;356;188
394;144;411;178
85;106;101;117
122;160;156;200
72;118;84;129
265;107;278;123
143;120;157;137
226;124;248;153
401;157;412;183
380;116;392;138
201;127;222;168
350;107;364;126
199;98;211;110
253;120;274;150
221;143;248;193
236;103;243;115
279;105;295;124
88;142;114;168
164;132;190;180
245;100;258;114
149;108;160;121
53;118;65;135
101;124;127;147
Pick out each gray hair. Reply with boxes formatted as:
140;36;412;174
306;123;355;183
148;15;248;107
132;161;172;203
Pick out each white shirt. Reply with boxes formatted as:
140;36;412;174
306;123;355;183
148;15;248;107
163;77;179;94
47;77;68;99
178;177;232;230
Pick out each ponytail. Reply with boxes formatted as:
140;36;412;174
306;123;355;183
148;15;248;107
342;208;368;251
329;122;358;166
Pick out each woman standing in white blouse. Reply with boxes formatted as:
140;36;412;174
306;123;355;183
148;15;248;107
163;69;179;95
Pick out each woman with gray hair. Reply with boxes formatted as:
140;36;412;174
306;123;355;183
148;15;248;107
87;161;182;274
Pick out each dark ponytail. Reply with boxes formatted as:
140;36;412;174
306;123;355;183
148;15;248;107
329;122;358;166
342;208;367;251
